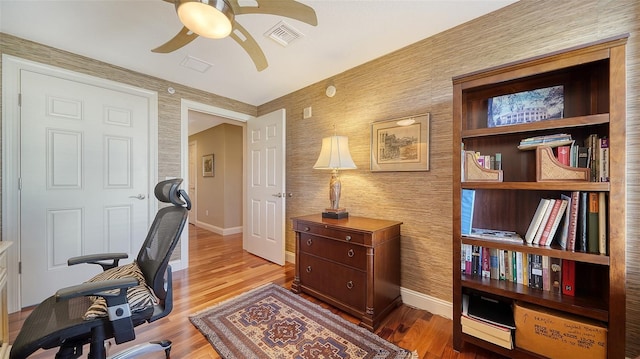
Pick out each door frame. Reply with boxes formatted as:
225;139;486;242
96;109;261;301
179;99;253;262
1;55;159;313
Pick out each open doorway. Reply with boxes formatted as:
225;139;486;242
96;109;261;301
179;100;252;267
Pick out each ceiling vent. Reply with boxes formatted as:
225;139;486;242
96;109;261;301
180;55;213;73
265;21;303;47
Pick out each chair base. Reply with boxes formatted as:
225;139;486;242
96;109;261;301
108;340;171;359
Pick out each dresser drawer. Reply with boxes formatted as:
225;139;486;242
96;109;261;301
299;233;367;270
299;253;366;311
294;221;365;244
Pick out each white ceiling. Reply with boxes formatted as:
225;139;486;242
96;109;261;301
1;0;517;108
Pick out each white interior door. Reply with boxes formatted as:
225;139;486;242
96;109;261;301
19;69;150;307
245;109;286;265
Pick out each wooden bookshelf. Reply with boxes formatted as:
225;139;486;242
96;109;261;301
452;34;627;358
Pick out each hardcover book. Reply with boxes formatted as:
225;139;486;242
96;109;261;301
467;294;516;329
562;259;576;296
525;198;551;244
576;192;588;252
587;192;599;253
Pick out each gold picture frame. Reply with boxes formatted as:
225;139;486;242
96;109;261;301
370;113;430;172
202;154;214;177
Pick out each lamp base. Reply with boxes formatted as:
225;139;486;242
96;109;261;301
322;210;349;219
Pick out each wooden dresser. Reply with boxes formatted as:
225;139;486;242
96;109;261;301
291;214;402;331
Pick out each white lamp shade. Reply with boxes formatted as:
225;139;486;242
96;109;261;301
177;0;234;39
313;136;357;170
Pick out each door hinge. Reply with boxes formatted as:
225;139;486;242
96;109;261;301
18;261;21;274
18;177;22;191
18;93;21;107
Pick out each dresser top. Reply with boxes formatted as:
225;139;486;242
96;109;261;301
292;214;402;232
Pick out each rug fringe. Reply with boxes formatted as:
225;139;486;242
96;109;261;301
408;350;419;359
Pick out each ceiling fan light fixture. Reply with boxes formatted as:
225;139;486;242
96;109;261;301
176;0;234;39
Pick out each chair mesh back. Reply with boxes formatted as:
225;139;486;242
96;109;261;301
136;179;189;301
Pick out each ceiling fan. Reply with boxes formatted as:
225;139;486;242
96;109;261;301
152;0;318;71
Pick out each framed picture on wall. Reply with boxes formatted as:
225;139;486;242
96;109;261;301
202;154;214;177
370;113;430;172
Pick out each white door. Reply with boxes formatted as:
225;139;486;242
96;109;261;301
245;109;286;265
188;140;197;224
20;69;150;307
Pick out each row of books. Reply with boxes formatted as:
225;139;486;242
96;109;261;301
525;191;607;254
516;132;609;183
461;293;514;350
472;151;502;170
461;245;576;296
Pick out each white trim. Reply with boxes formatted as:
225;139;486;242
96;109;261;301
178;99;253;272
400;286;453;319
194;222;242;236
2;54;158;313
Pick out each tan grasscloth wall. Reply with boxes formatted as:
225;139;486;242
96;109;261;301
257;0;640;356
2;0;640;355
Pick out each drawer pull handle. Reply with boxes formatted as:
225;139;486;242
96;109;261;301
304;226;310;232
306;266;312;273
345;235;352;242
347;249;354;257
346;281;354;290
306;238;313;246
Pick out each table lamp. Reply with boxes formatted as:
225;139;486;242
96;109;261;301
313;135;357;219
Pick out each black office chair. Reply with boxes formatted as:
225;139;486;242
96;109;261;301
11;178;191;359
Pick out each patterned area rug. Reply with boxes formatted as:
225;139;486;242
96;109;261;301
190;283;416;359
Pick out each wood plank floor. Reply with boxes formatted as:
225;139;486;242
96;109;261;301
9;225;506;358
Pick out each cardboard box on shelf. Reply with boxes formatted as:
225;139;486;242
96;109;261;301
514;302;607;359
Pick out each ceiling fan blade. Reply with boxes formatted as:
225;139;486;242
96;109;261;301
228;0;318;26
151;26;199;53
229;22;268;71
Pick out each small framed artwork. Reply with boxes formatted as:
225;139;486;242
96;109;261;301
370;113;430;172
487;85;564;127
202;154;214;177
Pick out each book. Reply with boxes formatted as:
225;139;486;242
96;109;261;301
558;194;572;249
522;253;529;287
556;145;570;165
542;256;550;291
525;198;551;244
467;294;516;329
598;192;607;255
576;192;588;252
599;137;609;182
471;245;481;276
533;199;556;245
466;228;523;243
461;189;476;235
562;259;576;296
587;192;599;253
566;191;580;251
550;257;562;294
504;250;512;282
464;244;472;275
462;323;514;350
461;315;513;342
481;247;491;278
516;252;524;284
542;199;568;246
494;153;502;170
538;199;564;246
529;254;543;290
577;146;590;168
489;248;499;279
498;249;506;281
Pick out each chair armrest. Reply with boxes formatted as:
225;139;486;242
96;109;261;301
67;253;129;271
55;277;139;301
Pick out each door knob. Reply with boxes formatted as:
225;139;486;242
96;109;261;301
272;193;283;198
129;194;146;200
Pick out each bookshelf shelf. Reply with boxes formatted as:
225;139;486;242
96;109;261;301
453;35;627;358
461;113;609;139
462;275;609;322
461;181;610;191
460;237;610;265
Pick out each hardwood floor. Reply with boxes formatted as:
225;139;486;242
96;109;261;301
9;225;506;358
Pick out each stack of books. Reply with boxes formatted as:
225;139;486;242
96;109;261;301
517;133;573;150
461;294;514;350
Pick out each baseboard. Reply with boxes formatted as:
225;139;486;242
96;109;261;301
195;221;242;236
283;252;452;319
285;250;295;264
400;286;453;319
